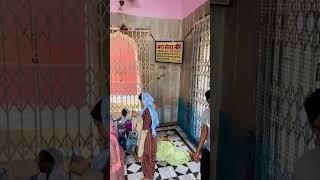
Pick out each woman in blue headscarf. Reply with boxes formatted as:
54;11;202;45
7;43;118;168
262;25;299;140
138;92;159;180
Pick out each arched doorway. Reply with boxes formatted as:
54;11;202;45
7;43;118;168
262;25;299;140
110;32;141;114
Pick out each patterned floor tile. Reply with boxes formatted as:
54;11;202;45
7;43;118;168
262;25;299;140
125;127;201;180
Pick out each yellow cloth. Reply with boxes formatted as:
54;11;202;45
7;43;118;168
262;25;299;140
138;130;148;157
132;116;146;157
131;116;143;133
156;140;191;166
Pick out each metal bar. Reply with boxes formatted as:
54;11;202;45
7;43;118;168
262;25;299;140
110;26;149;33
193;15;210;26
190;15;210;139
2;63;86;67
110;29;147;113
0;0;103;168
255;0;320;179
183;27;194;40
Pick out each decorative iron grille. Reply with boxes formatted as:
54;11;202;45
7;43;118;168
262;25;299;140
110;28;151;114
255;0;320;179
0;0;108;176
191;15;210;140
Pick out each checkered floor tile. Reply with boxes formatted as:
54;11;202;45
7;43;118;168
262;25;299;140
125;127;201;180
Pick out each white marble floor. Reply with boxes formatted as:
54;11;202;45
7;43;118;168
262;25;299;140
125;126;201;180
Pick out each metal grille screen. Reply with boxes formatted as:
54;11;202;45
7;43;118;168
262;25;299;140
191;15;210;139
256;0;320;179
110;29;150;114
0;0;108;173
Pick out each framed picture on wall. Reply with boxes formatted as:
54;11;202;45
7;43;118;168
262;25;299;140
155;41;184;64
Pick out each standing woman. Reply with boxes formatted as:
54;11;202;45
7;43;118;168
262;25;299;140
138;92;159;180
110;120;125;180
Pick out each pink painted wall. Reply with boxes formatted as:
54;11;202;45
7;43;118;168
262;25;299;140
110;0;207;19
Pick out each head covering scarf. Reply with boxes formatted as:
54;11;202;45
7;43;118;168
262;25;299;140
139;92;159;136
124;108;131;120
36;148;67;180
120;108;131;123
110;120;121;173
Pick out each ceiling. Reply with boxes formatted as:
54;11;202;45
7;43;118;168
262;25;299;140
110;0;208;19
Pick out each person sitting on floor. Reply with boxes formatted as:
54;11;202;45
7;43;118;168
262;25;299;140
30;148;67;180
116;108;131;133
115;108;132;151
69;98;109;180
120;111;142;154
156;137;193;166
123;109;133;132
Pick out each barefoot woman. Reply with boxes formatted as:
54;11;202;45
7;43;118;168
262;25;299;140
138;92;159;180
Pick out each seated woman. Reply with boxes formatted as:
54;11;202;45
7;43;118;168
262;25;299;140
115;108;132;150
123;110;133;133
70;98;109;180
156;137;193;166
115;108;131;132
30;148;67;180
